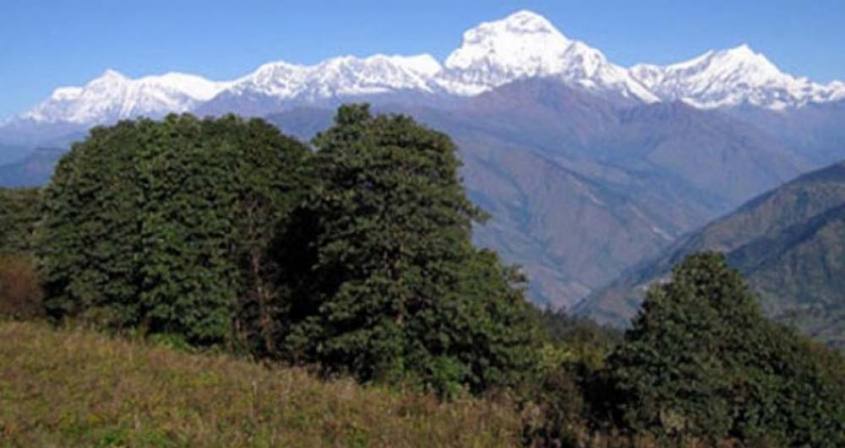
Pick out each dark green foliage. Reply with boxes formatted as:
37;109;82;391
522;310;622;444
273;105;540;394
606;252;845;445
32;106;538;398
38;122;145;327
36;115;310;344
0;188;41;255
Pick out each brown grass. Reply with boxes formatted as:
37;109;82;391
0;321;521;447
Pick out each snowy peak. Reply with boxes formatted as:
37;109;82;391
441;10;572;93
632;45;782;89
439;10;658;102
632;44;843;109
495;9;563;35
444;10;571;74
25;69;230;124
228;53;443;100
305;54;442;96
95;69;130;83
687;45;783;82
229;61;310;98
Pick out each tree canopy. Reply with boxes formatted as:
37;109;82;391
0;188;41;255
36;114;310;344
33;106;540;396
607;252;845;446
272;104;540;394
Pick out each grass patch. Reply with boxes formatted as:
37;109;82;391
0;321;520;447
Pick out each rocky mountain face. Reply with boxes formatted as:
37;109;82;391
577;161;845;348
2;10;844;310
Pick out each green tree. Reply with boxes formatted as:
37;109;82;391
37;115;310;345
38;122;146;326
274;104;539;394
0;188;41;255
606;252;845;446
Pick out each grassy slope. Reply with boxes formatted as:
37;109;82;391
0;321;521;447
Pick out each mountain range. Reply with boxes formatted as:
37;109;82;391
577;160;845;348
5;10;844;130
2;10;844;313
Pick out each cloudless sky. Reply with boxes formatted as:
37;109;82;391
1;0;844;118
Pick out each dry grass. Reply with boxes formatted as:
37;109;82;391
0;321;521;447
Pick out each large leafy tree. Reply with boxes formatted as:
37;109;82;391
275;105;539;394
607;252;845;446
37;115;310;345
38;122;146;327
0;188;41;255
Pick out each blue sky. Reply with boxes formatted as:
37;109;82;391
2;0;844;118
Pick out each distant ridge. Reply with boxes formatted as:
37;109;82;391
577;160;845;348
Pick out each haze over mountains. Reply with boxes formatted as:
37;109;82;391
2;10;844;312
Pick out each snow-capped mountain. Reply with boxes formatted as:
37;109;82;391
196;53;445;117
229;54;442;100
9;10;845;127
209;10;660;111
631;45;845;110
438;10;659;103
24;70;230;124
